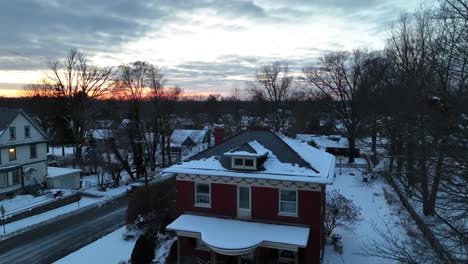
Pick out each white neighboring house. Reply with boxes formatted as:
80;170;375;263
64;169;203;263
170;129;211;156
0;108;48;198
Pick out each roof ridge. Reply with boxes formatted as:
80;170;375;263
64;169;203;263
272;132;320;173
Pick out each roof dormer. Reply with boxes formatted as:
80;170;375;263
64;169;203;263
224;140;268;171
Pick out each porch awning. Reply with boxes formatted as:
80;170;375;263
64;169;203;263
167;214;310;256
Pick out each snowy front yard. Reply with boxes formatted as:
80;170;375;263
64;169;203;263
324;167;417;264
55;227;176;264
55;227;135;264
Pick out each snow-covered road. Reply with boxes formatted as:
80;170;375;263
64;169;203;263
0;195;127;264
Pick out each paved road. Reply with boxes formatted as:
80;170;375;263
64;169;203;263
0;195;128;264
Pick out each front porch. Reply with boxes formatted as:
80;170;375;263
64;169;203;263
167;214;309;264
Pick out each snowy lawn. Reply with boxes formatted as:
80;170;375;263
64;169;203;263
323;167;414;264
54;226;135;264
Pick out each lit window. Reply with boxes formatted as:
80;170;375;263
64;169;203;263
30;144;37;159
0;173;7;187
24;126;30;138
195;183;210;207
9;127;15;140
9;148;16;161
279;190;297;216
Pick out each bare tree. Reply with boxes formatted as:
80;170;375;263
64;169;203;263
113;61;149;180
302;50;372;163
45;49;114;161
248;62;294;132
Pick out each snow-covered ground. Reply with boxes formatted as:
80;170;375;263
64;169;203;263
0;184;129;238
55;227;175;264
0;190;73;215
323;167;414;264
55;226;135;264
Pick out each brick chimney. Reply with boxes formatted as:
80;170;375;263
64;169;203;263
214;124;225;145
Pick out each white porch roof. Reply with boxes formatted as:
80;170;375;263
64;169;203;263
167;214;310;255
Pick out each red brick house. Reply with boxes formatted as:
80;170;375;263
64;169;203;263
165;130;335;264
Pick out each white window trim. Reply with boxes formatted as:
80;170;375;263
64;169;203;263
231;157;257;170
279;189;298;217
195;182;211;208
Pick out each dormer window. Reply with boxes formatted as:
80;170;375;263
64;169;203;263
231;157;257;170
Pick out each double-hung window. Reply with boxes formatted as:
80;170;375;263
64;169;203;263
30;144;37;159
0;173;7;187
279;190;297;216
9;147;16;161
24;126;30;138
12;170;20;185
195;183;210;207
9;127;15;140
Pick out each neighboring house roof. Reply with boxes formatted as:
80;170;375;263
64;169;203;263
0;108;48;139
0;108;20;134
296;134;349;149
164;130;335;184
171;129;208;146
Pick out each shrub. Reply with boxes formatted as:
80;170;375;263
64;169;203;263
325;189;362;236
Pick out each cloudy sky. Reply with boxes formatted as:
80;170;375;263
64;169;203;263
0;0;423;97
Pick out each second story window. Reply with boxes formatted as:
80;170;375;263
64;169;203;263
279;190;297;216
24;126;30;138
9;127;16;140
30;144;37;159
9;147;16;161
195;183;210;207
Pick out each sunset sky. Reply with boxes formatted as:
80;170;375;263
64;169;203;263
0;0;423;97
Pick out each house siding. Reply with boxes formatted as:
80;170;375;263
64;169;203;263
0;112;48;195
176;179;323;264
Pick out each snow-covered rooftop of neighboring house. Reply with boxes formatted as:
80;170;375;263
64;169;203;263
296;134;349;149
46;167;82;178
163;130;336;184
167;214;309;254
170;129;208;145
91;129;113;140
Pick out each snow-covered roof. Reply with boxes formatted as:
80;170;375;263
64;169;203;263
224;140;268;157
46;167;82;178
91;129;113;140
163;130;336;184
167;214;309;255
296;134;348;149
171;129;208;145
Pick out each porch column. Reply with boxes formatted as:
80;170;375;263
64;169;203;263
211;251;217;264
177;237;180;264
294;250;298;264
